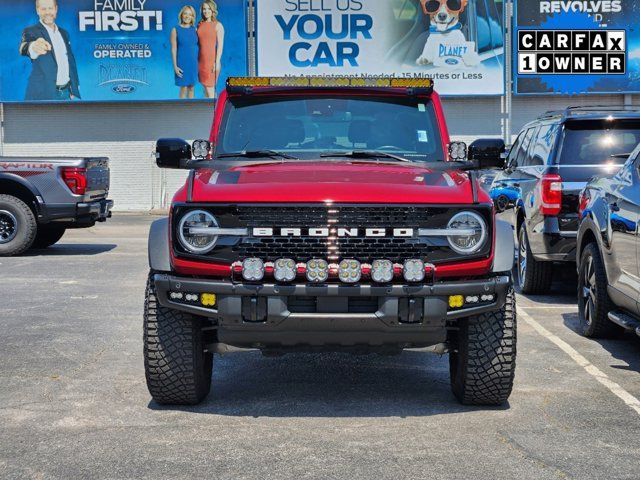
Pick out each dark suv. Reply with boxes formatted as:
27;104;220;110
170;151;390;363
577;142;640;339
492;106;640;294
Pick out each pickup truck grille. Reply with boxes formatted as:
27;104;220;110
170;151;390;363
172;205;493;265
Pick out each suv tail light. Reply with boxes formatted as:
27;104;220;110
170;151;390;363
61;167;88;195
541;174;562;216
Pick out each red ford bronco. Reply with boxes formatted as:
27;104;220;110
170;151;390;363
146;77;516;406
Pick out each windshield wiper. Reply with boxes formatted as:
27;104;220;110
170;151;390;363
216;150;299;160
320;150;413;163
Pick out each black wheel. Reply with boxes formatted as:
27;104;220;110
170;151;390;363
144;272;213;405
577;243;621;338
516;224;552;294
450;287;517;406
495;194;509;212
0;194;37;257
33;225;66;249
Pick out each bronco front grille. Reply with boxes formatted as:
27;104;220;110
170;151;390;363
172;204;493;265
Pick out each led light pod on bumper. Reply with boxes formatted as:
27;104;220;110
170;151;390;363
371;260;394;283
307;259;329;283
274;258;297;282
403;259;425;283
446;211;487;255
242;258;265;282
339;259;361;284
178;210;219;254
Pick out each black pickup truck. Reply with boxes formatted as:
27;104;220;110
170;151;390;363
0;156;113;256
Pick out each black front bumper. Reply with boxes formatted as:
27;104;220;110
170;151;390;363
153;274;512;349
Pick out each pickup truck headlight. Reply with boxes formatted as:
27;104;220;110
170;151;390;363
446;211;487;255
177;210;219;254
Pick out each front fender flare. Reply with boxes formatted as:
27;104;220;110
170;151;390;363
148;218;171;272
492;219;515;274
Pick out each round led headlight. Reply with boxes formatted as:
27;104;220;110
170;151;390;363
447;211;487;255
339;259;361;284
242;258;265;282
178;210;218;254
306;259;329;283
371;260;394;283
403;259;425;283
274;258;297;283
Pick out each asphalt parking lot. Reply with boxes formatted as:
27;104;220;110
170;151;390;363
1;215;640;480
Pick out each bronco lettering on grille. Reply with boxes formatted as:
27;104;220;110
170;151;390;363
253;228;415;238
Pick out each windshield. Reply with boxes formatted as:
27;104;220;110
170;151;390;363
558;120;640;166
217;95;445;162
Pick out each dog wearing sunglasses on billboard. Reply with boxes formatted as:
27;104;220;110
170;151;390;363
416;0;480;68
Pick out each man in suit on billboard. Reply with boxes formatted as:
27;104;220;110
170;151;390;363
19;0;80;101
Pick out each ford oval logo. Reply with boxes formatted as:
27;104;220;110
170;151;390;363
112;84;136;94
445;58;459;65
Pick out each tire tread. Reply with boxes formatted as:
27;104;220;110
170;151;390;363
578;243;621;338
144;273;212;405
451;288;517;405
0;194;37;256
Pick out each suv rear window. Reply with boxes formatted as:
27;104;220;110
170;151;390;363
558;120;640;166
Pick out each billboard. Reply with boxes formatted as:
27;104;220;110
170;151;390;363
255;0;506;96
0;0;248;103
514;0;640;94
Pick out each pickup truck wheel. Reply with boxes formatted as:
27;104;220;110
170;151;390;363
33;225;66;249
449;288;517;405
0;195;37;257
517;225;552;294
144;273;213;405
577;243;622;338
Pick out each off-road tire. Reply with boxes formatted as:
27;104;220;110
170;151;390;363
144;273;213;405
517;224;553;294
577;243;622;338
450;287;517;405
32;225;66;249
0;194;37;257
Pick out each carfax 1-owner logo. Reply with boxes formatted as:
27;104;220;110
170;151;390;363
514;0;639;94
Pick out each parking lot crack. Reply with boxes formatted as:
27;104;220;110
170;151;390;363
497;431;572;479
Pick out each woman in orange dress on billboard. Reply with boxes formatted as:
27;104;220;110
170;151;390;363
197;1;225;99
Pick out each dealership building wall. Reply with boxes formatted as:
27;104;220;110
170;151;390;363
0;94;638;211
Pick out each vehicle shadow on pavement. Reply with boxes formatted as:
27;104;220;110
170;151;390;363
515;264;578;306
24;244;117;256
148;351;510;417
562;312;640;373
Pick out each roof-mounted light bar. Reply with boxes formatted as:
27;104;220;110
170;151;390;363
226;76;434;94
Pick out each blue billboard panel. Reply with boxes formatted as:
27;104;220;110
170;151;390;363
514;0;640;94
0;0;248;102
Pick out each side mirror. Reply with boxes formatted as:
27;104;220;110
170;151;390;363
468;138;506;170
156;138;192;169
